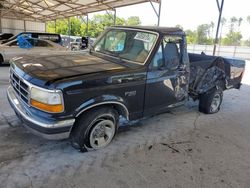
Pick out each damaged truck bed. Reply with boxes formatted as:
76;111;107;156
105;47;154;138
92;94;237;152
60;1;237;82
188;53;245;99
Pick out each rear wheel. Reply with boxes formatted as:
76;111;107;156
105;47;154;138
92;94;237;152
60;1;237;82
70;107;119;151
199;87;223;114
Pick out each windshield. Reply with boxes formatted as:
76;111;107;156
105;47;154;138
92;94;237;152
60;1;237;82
93;29;157;64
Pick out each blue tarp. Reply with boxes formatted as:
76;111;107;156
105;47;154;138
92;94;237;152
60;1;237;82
17;35;32;49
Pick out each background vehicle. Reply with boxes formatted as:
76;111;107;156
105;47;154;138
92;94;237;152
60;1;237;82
61;35;90;50
0;33;14;43
1;32;62;45
7;26;245;151
0;38;67;64
61;35;81;50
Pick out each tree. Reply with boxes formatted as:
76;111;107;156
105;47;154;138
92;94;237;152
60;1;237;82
221;17;244;46
222;32;242;46
209;21;215;38
219;17;227;44
185;29;197;44
237;17;243;31
229;16;238;32
246;15;250;46
87;14;126;37
247;15;250;24
46;14;140;38
47;19;68;35
126;16;141;26
68;17;82;36
196;24;213;44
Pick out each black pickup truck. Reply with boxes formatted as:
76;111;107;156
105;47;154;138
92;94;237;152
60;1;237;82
7;26;245;150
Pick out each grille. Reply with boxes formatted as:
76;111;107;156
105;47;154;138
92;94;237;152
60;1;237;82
10;68;30;105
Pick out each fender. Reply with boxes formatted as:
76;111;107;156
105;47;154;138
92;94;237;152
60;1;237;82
74;94;129;120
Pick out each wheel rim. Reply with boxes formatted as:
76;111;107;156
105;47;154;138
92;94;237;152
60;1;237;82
89;119;115;149
210;93;221;112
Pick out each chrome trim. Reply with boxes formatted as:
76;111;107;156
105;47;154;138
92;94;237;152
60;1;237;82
22;123;71;140
75;101;129;120
92;27;160;65
10;67;65;113
7;86;75;129
10;68;30;106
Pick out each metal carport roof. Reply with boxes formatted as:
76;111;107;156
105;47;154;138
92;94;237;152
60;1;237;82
0;0;160;21
0;0;224;55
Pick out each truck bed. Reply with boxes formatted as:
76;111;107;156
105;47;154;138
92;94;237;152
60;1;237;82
188;53;245;97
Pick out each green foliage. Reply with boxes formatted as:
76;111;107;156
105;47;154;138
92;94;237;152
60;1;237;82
185;29;197;44
46;15;141;38
183;16;245;46
87;14;126;37
221;17;227;26
244;40;250;47
46;15;247;46
222;32;242;46
126;16;141;26
229;16;238;32
247;15;250;24
196;24;213;44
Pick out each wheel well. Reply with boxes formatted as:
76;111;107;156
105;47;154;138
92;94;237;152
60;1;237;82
217;79;226;90
75;103;129;120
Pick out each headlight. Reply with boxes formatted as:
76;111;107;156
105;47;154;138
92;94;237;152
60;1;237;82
30;87;64;113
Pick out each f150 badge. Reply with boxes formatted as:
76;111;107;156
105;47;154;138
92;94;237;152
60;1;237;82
125;91;136;97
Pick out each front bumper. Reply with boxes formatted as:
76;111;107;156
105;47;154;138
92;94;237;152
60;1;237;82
7;86;75;140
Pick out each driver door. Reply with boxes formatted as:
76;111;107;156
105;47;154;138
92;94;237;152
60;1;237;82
144;35;189;116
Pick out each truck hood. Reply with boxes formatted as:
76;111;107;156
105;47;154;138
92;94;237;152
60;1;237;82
11;52;127;85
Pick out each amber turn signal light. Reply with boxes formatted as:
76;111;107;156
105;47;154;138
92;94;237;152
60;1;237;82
31;99;64;113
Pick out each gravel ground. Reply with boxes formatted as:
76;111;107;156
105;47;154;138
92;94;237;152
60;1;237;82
0;61;249;188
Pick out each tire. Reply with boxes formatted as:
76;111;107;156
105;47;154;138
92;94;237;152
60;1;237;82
70;107;119;151
199;87;223;114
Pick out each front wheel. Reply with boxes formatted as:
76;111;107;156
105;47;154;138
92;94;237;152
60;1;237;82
199;87;223;114
70;107;119;151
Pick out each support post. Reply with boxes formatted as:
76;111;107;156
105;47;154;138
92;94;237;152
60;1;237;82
114;9;116;25
54;20;56;33
86;14;89;36
149;0;161;26
158;0;162;26
68;17;71;47
105;9;116;25
0;18;2;33
24;20;26;32
213;0;224;56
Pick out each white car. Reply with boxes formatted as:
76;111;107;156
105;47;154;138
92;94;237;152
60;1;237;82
0;38;67;65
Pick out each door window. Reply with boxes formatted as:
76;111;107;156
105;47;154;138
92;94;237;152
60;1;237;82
9;40;18;46
35;40;53;47
26;39;53;47
162;36;182;70
150;36;182;70
150;44;164;69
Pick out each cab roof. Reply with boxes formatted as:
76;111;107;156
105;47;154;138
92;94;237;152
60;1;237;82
111;26;185;36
